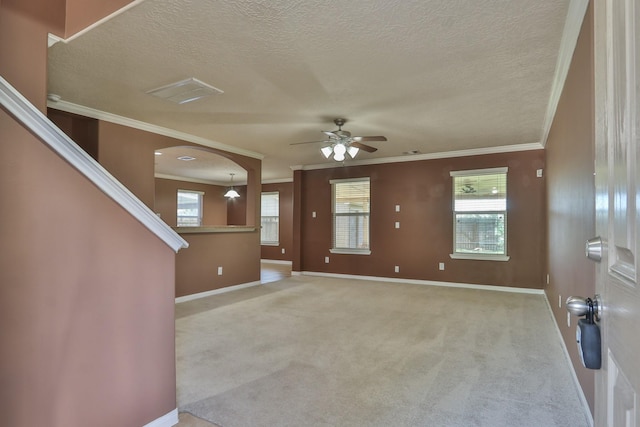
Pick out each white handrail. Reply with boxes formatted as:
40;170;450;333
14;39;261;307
0;75;188;253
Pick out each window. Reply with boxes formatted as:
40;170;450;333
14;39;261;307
177;190;203;226
261;192;279;245
450;168;509;261
330;178;371;254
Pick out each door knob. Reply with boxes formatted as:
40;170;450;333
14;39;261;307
566;295;600;321
585;236;603;262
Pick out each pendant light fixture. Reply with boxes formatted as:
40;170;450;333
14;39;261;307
224;173;240;199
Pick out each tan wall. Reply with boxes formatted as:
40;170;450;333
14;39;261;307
545;2;595;413
0;2;177;426
298;150;546;288
176;231;261;297
261;182;294;261
155;178;227;226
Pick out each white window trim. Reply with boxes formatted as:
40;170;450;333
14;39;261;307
331;177;371;254
450;253;510;261
260;191;280;245
450;167;508;177
330;248;372;255
449;167;508;261
177;189;204;227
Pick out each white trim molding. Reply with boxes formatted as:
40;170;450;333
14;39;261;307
301;271;544;295
0;76;188;253
295;143;543;171
542;292;595;426
540;0;590;147
142;408;179;427
47;100;264;160
449;253;510;262
175;281;261;303
48;0;146;46
261;259;293;265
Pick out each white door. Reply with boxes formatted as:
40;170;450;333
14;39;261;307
593;0;640;425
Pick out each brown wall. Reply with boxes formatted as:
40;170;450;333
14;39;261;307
227;185;248;225
175;231;261;297
1;2;177;426
48;109;99;160
261;182;294;261
155;178;227;226
545;2;595;413
98;121;161;208
299;150;546;288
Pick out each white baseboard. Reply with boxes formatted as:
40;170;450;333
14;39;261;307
143;408;178;427
542;291;594;427
261;259;293;265
301;271;545;294
175;281;261;303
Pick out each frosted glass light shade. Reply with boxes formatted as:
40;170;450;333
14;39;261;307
347;146;359;158
321;146;333;158
224;188;240;198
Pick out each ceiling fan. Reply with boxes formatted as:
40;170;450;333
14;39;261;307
292;118;387;161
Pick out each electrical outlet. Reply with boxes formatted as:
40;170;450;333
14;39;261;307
536;169;543;178
312;211;316;218
325;256;329;263
439;262;445;270
217;266;223;275
395;221;400;229
394;265;399;273
395;205;400;212
281;248;285;254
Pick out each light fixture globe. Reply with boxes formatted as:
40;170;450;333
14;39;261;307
321;146;333;158
224;188;240;198
224;173;240;199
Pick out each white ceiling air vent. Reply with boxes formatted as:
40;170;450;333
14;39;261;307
146;78;223;104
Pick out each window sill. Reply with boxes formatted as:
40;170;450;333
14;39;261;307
261;242;279;246
449;253;510;262
330;248;371;255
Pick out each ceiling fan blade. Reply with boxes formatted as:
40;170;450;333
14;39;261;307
323;131;339;138
351;141;378;153
290;140;331;146
351;136;387;142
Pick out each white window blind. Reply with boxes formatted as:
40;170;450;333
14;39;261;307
261;192;279;245
451;168;507;256
177;189;203;227
331;178;370;252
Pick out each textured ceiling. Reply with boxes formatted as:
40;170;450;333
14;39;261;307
47;0;571;182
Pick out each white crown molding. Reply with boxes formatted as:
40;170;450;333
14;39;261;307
301;271;544;294
142;409;179;427
1;76;188;253
48;0;146;46
154;173;247;187
540;0;590;147
297;142;544;171
47;100;264;160
262;178;294;184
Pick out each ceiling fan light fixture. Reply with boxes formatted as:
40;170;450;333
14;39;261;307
321;146;333;158
333;143;346;161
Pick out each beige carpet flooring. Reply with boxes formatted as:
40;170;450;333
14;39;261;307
176;275;590;427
